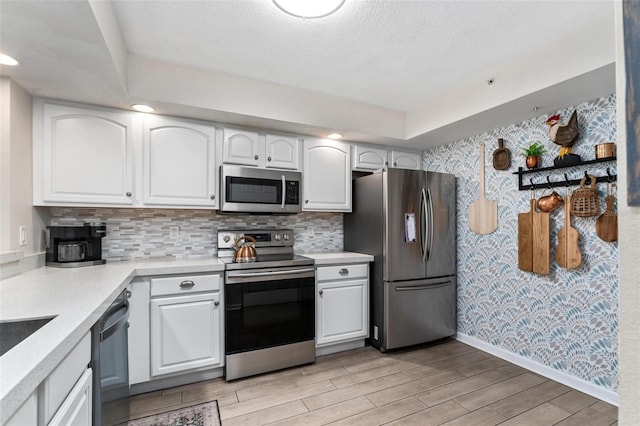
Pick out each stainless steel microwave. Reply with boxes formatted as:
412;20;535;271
220;165;302;214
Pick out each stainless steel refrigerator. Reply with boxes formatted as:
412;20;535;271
345;168;456;351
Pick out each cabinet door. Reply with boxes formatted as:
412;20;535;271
390;150;422;170
39;103;135;205
150;292;222;376
302;139;351;211
143;116;217;207
222;128;260;166
352;145;388;171
48;369;92;426
317;279;368;346
265;134;299;170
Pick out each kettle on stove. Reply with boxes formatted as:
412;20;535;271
233;235;257;263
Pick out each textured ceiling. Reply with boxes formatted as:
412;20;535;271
0;0;615;146
112;0;611;111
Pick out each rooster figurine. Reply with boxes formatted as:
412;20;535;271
546;110;579;159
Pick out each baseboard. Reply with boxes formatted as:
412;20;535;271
316;339;365;356
456;332;619;407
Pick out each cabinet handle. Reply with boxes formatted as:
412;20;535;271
267;156;272;162
339;268;349;275
210;195;215;200
254;155;259;160
126;192;132;197
319;290;323;295
179;280;195;288
214;300;220;307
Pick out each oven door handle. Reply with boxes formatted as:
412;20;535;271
227;267;315;279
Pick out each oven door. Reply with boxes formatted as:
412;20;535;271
220;165;301;213
225;267;315;355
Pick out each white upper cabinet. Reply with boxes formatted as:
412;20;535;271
265;133;299;170
222;128;300;170
143;116;217;207
352;145;388;171
302;138;351;212
390;150;422;170
35;101;135;205
222;127;261;166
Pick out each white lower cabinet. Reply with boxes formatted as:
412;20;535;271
316;263;369;352
5;391;37;426
47;369;92;426
149;274;224;378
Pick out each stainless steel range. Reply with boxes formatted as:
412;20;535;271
218;229;316;381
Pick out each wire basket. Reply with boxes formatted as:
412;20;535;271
571;175;600;217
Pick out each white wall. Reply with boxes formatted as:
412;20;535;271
615;1;640;424
0;78;48;258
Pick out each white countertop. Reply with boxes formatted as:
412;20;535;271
0;251;372;422
302;252;374;265
0;258;225;423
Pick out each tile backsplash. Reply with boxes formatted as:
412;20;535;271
49;208;343;261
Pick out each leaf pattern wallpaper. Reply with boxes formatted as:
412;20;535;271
423;95;618;392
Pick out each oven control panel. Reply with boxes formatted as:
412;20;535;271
218;229;294;249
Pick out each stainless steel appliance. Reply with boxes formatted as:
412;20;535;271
46;223;107;267
345;168;457;351
91;289;130;426
218;229;315;380
220;165;302;214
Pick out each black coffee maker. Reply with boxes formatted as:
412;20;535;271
46;223;107;267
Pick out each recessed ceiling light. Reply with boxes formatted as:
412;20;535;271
0;53;19;66
327;133;343;139
273;0;345;19
131;104;155;113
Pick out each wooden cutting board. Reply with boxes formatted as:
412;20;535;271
556;193;583;269
518;198;535;272
531;206;550;274
596;194;618;242
492;138;511;170
469;142;498;235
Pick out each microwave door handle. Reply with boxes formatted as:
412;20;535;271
281;175;286;209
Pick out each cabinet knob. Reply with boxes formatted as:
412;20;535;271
267;156;272;162
179;280;195;288
305;200;309;204
319;290;323;295
214;300;220;307
210;195;215;200
254;155;259;160
339;268;349;275
394;162;397;167
126;192;132;197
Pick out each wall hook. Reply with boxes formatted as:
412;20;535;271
564;173;570;187
546;176;552;189
606;167;612;182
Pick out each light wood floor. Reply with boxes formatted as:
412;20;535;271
128;339;618;425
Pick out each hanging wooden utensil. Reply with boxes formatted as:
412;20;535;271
469;142;498;235
556;187;582;269
518;189;535;272
596;182;618;242
492;138;511;170
531;197;550;275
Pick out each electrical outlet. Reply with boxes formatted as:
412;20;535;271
19;226;28;246
373;325;379;340
169;226;179;239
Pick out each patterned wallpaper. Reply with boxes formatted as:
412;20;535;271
424;95;618;392
49;209;343;261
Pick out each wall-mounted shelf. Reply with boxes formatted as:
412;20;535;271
513;157;617;191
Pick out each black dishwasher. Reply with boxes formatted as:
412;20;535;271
91;289;130;426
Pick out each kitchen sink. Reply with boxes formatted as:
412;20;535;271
0;316;56;357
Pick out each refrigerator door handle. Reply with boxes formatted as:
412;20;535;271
394;282;451;291
421;188;428;262
427;188;434;261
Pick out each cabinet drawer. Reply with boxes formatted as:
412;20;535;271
41;332;91;424
151;274;221;297
317;264;368;282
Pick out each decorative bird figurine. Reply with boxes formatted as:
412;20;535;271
546;110;579;159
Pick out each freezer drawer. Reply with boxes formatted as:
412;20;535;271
383;278;456;350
